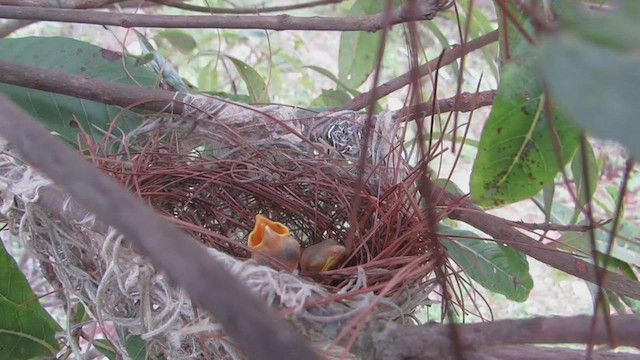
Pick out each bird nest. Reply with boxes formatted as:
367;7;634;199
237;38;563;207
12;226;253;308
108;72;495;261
0;94;444;358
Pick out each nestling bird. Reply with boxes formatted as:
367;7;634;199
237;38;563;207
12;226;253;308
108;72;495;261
300;239;347;272
247;214;301;272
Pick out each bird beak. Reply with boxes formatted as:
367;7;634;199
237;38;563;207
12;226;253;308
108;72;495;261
319;245;347;272
248;214;290;249
247;214;301;272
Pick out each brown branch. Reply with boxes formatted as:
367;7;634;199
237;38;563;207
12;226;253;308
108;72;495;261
0;3;444;31
367;315;640;360
431;184;640;300
480;346;640;360
339;30;499;111
0;0;125;8
150;0;345;14
0;59;186;114
394;90;496;121
0;96;320;360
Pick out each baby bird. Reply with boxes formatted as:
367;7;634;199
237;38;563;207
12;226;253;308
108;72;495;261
300;239;347;272
247;214;301;272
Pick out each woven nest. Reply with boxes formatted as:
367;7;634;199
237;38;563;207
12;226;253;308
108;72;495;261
0;94;444;359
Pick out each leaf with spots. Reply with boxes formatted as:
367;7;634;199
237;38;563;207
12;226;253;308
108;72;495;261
470;12;580;207
440;224;533;302
0;37;158;147
0;241;61;359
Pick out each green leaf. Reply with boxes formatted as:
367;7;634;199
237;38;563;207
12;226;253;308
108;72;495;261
305;65;360;96
93;339;117;360
537;34;640;160
338;0;383;88
0;37;158;146
125;334;147;360
319;89;352;108
197;61;219;91
434;178;466;197
554;0;640;52
0;242;61;359
622;295;640;314
225;55;269;103
570;140;598;223
471;34;580;207
156;29;197;54
542;181;555;222
557;221;640;267
440;225;533;302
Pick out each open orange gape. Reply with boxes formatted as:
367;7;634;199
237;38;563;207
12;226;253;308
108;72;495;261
247;214;347;273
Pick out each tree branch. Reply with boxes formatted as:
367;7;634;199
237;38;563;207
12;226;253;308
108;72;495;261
0;59;186;114
150;0;345;14
339;30;499;111
368;315;640;360
431;183;640;300
0;2;445;31
394;90;496;121
0;96;320;360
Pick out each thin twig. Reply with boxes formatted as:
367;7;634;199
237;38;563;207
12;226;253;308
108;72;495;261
514;218;611;232
338;30;498;111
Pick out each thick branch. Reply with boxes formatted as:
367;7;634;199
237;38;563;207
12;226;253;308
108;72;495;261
0;3;443;31
369;315;640;360
432;184;640;300
0;59;185;114
0;96;320;360
339;30;499;111
0;0;124;7
150;0;345;14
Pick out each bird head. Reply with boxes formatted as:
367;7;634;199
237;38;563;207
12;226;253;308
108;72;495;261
300;239;347;272
248;214;301;271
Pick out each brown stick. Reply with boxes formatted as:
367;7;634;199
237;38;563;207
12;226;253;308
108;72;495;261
368;315;640;360
150;0;344;14
394;90;496;121
0;59;186;114
433;185;640;300
0;3;442;31
0;96;320;360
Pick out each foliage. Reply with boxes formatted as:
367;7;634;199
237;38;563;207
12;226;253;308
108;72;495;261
0;242;61;359
0;37;157;145
0;0;638;358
